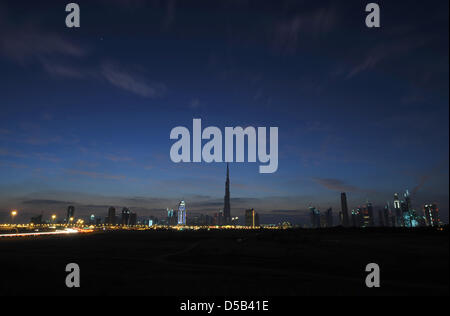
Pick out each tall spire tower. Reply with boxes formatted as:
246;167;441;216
223;163;231;224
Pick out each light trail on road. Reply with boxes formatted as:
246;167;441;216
0;228;81;238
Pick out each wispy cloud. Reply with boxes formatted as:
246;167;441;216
271;6;338;55
101;62;167;98
22;199;75;206
41;60;86;79
66;169;126;181
0;26;86;64
312;178;361;193
0;148;62;163
105;154;133;162
345;36;428;79
0;148;28;158
34;153;61;163
0;7;166;98
23;135;63;146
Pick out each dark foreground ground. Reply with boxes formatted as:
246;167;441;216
0;227;448;296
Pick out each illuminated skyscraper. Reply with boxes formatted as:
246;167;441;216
121;207;131;226
245;209;259;227
394;193;402;227
341;193;349;227
178;200;186;225
402;190;414;227
309;206;321;228
423;204;440;227
351;208;361;227
167;208;177;226
358;202;374;227
393;193;401;209
223;163;231;225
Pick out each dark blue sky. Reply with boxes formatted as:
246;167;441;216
0;0;448;224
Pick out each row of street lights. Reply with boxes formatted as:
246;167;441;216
9;210;59;225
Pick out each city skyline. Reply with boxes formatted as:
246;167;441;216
2;163;444;228
0;0;448;224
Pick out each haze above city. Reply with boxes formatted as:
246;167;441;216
0;0;448;225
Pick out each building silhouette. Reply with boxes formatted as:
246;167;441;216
325;208;333;227
66;205;75;223
383;203;393;227
223;163;231;225
341;193;349;227
129;212;137;226
214;210;224;226
378;209;385;227
107;207;116;225
30;214;43;225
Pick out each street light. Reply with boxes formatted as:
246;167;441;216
52;214;56;223
11;210;17;225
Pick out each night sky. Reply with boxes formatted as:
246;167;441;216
0;0;448;224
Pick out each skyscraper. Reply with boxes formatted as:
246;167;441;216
341;193;349;227
402;190;414;227
167;208;177;226
121;207;131;226
309;206;321;228
129;212;137;226
325;208;333;227
245;209;259;227
223;163;231;225
214;210;224;226
359;203;372;227
378;209;384;227
423;204;440;227
351;208;362;227
366;202;375;227
394;193;402;226
178;200;186;225
107;207;116;225
383;203;392;227
66;205;75;223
